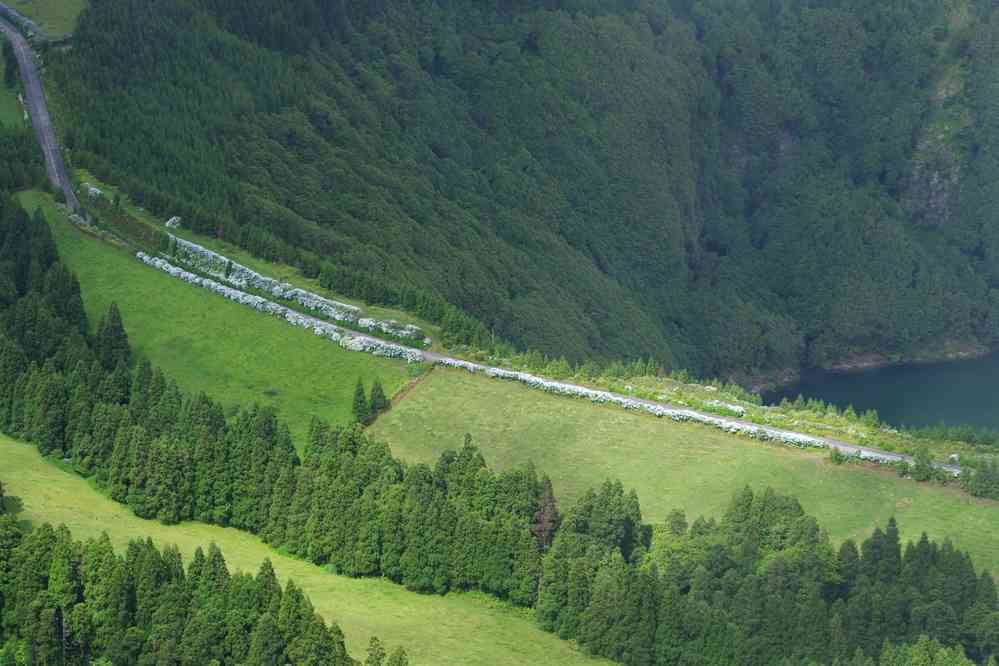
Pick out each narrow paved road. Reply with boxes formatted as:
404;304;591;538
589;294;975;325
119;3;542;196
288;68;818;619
0;14;81;211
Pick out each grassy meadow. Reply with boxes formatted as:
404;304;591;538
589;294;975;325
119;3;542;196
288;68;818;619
19;189;999;574
0;437;607;666
21;190;413;443
3;0;87;37
370;367;999;573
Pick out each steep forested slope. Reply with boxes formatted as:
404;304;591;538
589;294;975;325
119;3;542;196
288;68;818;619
49;0;999;378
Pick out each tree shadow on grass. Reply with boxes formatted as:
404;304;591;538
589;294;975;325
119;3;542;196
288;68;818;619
2;494;23;516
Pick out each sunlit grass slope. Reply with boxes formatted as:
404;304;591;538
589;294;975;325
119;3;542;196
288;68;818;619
1;437;607;666
370;367;999;573
21;190;412;442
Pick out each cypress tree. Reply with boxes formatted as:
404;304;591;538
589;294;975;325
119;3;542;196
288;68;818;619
256;559;282;615
366;637;387;666
386;647;409;666
286;613;349;665
352;379;370;424
246;613;284;666
262;466;295;547
3;40;17;89
368;379;388;420
532;475;561;551
95;303;130;371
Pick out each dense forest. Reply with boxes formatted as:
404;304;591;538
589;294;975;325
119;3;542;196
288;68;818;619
4;36;999;661
46;0;999;379
0;515;385;665
0;195;995;664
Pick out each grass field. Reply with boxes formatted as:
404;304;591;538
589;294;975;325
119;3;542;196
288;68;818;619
20;190;413;443
371;367;999;573
1;437;607;666
3;0;86;37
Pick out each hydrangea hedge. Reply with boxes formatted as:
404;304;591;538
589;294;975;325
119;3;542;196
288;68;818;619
137;252;423;362
137;252;958;477
167;236;426;341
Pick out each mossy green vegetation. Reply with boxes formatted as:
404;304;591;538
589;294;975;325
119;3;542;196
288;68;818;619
0;436;607;666
19;190;412;442
370;367;999;573
2;0;87;37
45;0;999;380
0;43;24;128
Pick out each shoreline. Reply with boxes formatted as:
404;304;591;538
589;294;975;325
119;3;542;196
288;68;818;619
745;340;992;395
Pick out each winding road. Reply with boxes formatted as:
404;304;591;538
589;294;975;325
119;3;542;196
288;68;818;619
0;10;80;211
1;9;961;479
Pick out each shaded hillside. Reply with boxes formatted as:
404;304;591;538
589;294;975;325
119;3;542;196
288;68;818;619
50;0;999;377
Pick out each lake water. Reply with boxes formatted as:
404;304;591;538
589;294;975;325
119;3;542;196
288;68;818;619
763;352;999;430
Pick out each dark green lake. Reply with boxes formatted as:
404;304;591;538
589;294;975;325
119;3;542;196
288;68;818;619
763;353;999;430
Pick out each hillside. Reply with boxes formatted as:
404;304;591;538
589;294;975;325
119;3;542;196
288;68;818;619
7;7;999;664
1;131;997;664
0;437;606;666
22;187;999;573
371;366;999;572
19;190;416;442
46;0;999;380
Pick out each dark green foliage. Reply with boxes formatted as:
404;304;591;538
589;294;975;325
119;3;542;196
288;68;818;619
351;378;370;425
95;303;130;371
962;457;999;501
0;138;994;665
0;522;359;665
46;0;999;377
540;486;997;665
2;39;15;90
368;379;389;421
531;475;560;551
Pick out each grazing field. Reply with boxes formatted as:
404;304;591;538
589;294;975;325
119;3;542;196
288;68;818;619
371;367;999;573
21;190;413;442
3;0;87;37
1;437;608;666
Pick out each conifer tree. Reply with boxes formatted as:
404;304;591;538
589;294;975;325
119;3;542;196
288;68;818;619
368;379;389;420
366;636;387;666
95;303;130;371
246;613;284;666
386;647;409;666
352;379;370;424
532;475;561;550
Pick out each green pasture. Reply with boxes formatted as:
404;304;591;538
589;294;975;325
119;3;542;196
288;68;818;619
21;190;412;443
1;437;607;666
371;367;999;573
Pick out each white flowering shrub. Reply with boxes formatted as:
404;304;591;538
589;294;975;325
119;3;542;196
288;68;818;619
432;357;950;471
165;235;427;341
137;251;958;476
136;253;424;363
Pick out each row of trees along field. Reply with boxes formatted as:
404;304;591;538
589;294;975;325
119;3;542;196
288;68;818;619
46;0;999;378
0;509;400;664
1;190;998;663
